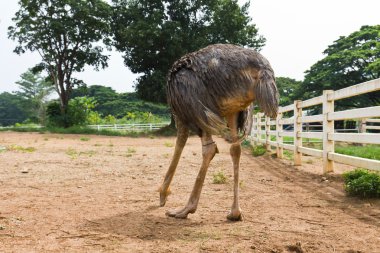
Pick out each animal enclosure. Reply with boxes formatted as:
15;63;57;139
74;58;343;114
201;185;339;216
250;78;380;172
0;132;379;252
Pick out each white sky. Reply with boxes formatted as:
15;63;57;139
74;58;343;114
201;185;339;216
0;0;379;94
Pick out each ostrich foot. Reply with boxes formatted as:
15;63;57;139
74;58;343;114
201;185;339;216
159;187;171;207
227;208;243;221
159;192;168;207
166;206;196;219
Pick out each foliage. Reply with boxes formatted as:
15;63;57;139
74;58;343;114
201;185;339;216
212;171;228;184
343;169;380;198
8;0;112;117
111;0;265;103
251;144;266;157
275;77;302;106
335;144;380;161
15;69;54;124
0;92;28;126
46;97;96;127
71;86;170;119
241;139;253;149
302;25;380;109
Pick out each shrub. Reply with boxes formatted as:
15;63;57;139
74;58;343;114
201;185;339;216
251;145;266;157
241;139;253;148
46;97;96;127
212;171;227;184
343;169;380;198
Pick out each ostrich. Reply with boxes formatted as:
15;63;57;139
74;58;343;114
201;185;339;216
159;44;279;221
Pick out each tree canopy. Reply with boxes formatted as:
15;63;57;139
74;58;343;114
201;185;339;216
275;77;302;106
70;85;169;118
111;0;265;103
302;25;380;108
8;0;112;123
15;69;54;123
0;92;29;126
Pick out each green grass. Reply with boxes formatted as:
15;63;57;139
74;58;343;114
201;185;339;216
164;142;174;147
80;137;90;141
8;145;36;153
212;171;228;184
66;148;96;159
66;148;78;159
251;145;267;157
283;150;293;160
127;147;136;153
336;145;380;160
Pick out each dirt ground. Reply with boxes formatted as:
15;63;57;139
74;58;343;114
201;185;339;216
0;132;379;253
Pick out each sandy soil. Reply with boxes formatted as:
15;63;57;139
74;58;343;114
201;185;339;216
0;132;379;253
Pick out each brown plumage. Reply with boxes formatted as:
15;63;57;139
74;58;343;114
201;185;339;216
160;44;279;221
167;43;279;136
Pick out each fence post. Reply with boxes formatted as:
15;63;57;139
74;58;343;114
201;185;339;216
251;114;257;145
257;113;262;145
293;100;302;166
360;118;367;133
265;116;271;151
276;112;283;158
322;90;334;173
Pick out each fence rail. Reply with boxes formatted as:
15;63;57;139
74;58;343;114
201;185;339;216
250;78;380;172
88;122;170;132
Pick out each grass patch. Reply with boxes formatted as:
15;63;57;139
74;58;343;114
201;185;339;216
80;137;90;141
164;142;174;147
66;148;96;158
283;150;293;160
343;169;380;198
8;145;36;153
127;147;136;154
212;171;227;184
80;150;97;157
251;145;266;157
66;148;78;159
336;145;380;160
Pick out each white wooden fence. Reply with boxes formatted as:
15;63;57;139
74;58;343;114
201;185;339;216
250;78;380;172
88;122;170;132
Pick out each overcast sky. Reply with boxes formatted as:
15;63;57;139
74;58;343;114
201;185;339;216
0;0;379;94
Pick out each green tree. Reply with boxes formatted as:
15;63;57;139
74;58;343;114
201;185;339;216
8;0;112;125
70;85;170;118
275;77;302;106
0;92;28;126
111;0;265;103
46;96;97;127
15;69;54;124
302;25;380;108
70;85;118;105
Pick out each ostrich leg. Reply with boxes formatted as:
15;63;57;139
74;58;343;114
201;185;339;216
226;114;243;221
159;120;189;206
166;132;218;218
